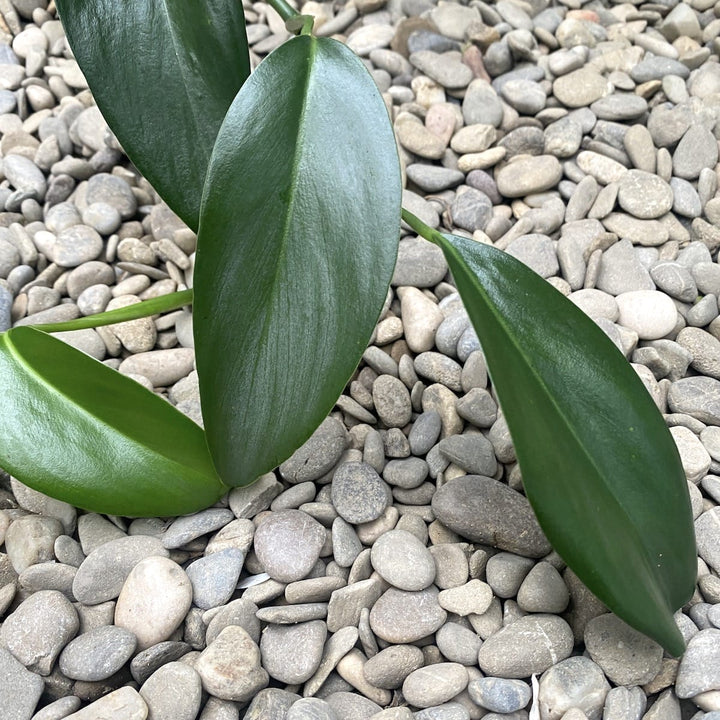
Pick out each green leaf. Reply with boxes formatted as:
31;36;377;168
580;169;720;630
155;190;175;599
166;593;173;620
436;232;695;656
55;0;250;231
194;35;401;487
0;327;227;517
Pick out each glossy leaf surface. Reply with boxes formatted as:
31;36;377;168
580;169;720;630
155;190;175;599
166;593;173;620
195;35;401;487
55;0;250;230
437;232;695;655
0;328;226;516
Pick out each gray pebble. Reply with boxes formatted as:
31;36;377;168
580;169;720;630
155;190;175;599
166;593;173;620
373;374;412;427
118;348;195;386
72;534;169;605
602;686;647;720
617;170;673;220
676;628;720;698
85;172;137;218
363;644;425;689
467;677;531;713
332;462;389;524
403;663;468;708
668;377;720;424
0;647;44;720
332;516;363;567
451;187;492;233
537;656;609;719
584;613;663;685
260;620;326;683
5;515;63;573
432;476;550;557
650;262;697;302
254;510;326;582
58;625;137;681
287;698;338;720
206;598;260;645
185;547;244;610
406;165;463;193
696;507;720;573
369;586;447;643
392;236;448;288
435;622;482;665
2;154;46;198
130;640;192;685
596;239;654;295
477;615;573;678
280;417;347;484
371;529;436;590
674;125;718;181
139;662;202;720
0;590;78;675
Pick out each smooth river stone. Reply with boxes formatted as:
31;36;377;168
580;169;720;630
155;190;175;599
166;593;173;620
370;529;436;591
114;556;192;650
477;615;574;678
617;170;673;219
552;68;610;107
432;475;550;557
369;586;447;643
495;155;563;198
72;535;169;605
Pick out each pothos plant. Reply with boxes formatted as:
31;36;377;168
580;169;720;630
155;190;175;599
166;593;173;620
0;0;696;655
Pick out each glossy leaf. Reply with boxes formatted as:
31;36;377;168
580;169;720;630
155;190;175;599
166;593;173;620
436;231;695;655
194;35;401;487
55;0;250;230
0;327;227;517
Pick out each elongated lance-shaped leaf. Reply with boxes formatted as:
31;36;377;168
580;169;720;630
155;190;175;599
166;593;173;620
194;35;401;487
430;229;695;655
55;0;250;231
0;327;227;517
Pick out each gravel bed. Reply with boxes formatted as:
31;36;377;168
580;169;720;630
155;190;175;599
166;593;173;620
1;0;720;718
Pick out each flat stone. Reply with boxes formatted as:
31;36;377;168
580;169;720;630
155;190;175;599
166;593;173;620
260;620;326;684
130;641;192;685
253;510;326;582
432;475;550;557
616;291;677;340
668;377;720;425
280;417;347;483
590;94;647;122
186;548;245;610
114;556;192;651
437;434;496;476
0;590;78;675
674;125;718;180
402;663;468;708
409;51;473;89
495;155;563;198
436;622;482;665
369;586;447;643
139;662;202;720
0;647;44;720
584;613;663;685
195;626;269;702
363;644;424;690
552;68;610;107
438;579;493;616
48;225;103;267
370;529;436;590
118;348;195;387
477;615;574;678
62;687;147;720
72;535;169;605
206;598;261;645
676;628;720;698
468;677;531;714
2;154;46;197
696;507;720;572
58;625;137;681
617;170;673;220
163;508;234;549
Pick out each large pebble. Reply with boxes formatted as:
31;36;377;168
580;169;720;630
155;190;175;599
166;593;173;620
552;68;609;107
402;663;468;708
139;662;202;720
196;626;268;702
72;534;168;605
114;556;192;650
477;615;574;678
616;291;677;340
58;625;137;681
253;510;326;582
495;156;563;198
617;170;673;220
332;462;389;524
676;628;720;698
468;677;531;714
537;656;610;720
62;687;148;720
584;613;663;685
0;590;79;675
118;348;195;386
432;476;550;557
0;647;44;720
280;417;347;483
370;529;436;591
369;586;447;643
260;620;326;684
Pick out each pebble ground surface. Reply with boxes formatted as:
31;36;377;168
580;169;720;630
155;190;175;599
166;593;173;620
2;0;720;718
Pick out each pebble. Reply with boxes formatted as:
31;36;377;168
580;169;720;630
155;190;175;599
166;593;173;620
0;647;44;720
253;510;326;582
72;534;168;604
369;586;447;643
477;615;574;678
617;170;673;220
676;629;720;698
616;291;677;340
0;590;79;675
260;620;326;683
280;417;347;483
696;507;720;572
332;462;389;524
432;476;550;557
62;686;147;720
402;663;468;708
114;556;192;650
139;662;202;720
185;547;245;609
553;68;609;107
516;561;570;613
400;286;444;353
468;677;531;714
58;625;137;681
371;529;436;590
118;348;195;386
584;613;663;686
495;155;563;198
538;656;610;719
392;236;447;287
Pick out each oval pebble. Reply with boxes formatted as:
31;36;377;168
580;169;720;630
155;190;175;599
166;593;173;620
370;529;436;590
332;462;389;524
58;625;137;681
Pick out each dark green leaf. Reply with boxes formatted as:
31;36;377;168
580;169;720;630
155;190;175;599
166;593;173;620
194;35;401;487
437;232;695;656
55;0;250;230
0;327;226;517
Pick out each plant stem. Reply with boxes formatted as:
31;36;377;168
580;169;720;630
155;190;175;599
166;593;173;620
264;0;314;35
401;207;444;246
30;289;193;333
265;0;299;23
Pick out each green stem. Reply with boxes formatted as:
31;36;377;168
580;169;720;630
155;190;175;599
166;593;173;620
266;0;298;22
30;289;193;333
402;207;444;246
264;0;313;35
